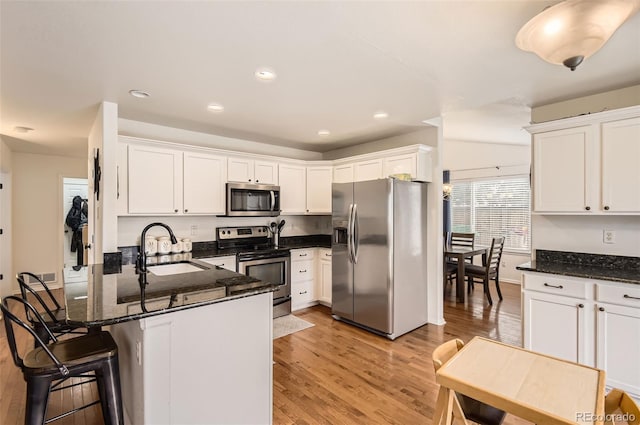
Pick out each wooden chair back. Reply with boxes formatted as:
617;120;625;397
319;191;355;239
605;388;640;425
432;338;465;372
486;237;505;276
450;233;475;249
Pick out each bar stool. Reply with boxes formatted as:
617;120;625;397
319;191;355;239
1;295;123;425
17;272;88;345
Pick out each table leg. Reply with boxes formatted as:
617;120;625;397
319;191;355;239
457;256;465;303
433;386;453;425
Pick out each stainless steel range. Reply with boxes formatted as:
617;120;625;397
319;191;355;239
217;226;291;318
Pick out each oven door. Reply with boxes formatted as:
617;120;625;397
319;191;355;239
238;255;291;301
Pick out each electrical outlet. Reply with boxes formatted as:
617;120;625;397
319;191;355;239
603;230;616;244
190;225;198;236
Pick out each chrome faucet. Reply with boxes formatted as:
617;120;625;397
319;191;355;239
137;222;178;278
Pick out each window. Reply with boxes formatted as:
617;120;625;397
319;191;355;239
450;176;530;252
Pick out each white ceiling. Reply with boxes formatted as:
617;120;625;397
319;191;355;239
1;1;639;157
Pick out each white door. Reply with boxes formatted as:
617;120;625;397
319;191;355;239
254;161;278;184
183;152;226;214
319;257;332;305
278;164;306;214
523;290;589;364
333;164;354;183
596;303;640;397
601;117;640;213
306;166;332;214
63;179;89;267
354;159;383;182
227;157;253;183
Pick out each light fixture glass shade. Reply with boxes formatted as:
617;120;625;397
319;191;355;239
516;0;640;70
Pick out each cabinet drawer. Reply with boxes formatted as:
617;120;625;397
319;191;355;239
292;260;314;282
319;248;332;260
292;281;314;304
291;249;315;261
596;283;640;308
523;273;591;299
198;255;237;272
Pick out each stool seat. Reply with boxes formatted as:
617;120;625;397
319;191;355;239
24;331;118;375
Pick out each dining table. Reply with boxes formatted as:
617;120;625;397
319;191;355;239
433;336;606;425
444;244;488;302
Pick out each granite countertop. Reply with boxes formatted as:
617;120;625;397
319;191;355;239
63;260;279;327
517;250;640;285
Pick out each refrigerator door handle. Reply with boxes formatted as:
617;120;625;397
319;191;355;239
352;203;359;264
347;203;354;263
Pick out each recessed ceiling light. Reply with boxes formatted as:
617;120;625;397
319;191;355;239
207;103;225;112
318;130;331;137
14;126;34;133
255;68;277;81
129;89;150;98
373;111;389;119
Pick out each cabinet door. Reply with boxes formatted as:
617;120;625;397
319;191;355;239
596;303;640;397
333;164;354;183
254;161;278;184
183;152;226;214
128;145;182;214
601;117;640;213
319;258;332;305
278;164;306;214
523;290;591;364
306;166;332;214
117;142;129;215
354;159;383;182
227;157;254;183
383;154;416;178
533;126;596;212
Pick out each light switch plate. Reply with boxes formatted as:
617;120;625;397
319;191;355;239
603;230;616;244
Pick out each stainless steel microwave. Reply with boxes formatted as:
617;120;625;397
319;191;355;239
225;182;281;217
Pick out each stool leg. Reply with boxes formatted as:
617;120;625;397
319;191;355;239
99;356;124;425
26;375;52;425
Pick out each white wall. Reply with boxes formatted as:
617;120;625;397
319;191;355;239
118;215;331;247
12;152;86;290
443;138;532;284
0;137;13;297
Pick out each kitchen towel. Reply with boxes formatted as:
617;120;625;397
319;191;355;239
273;315;314;339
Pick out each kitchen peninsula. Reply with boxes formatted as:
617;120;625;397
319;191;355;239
63;259;278;425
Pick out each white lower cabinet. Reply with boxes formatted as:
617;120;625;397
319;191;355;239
523;271;640;399
318;249;332;306
197;255;237;272
291;249;316;311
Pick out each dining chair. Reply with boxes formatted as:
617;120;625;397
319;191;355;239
445;232;475;285
17;272;88;346
432;339;506;425
604;388;640;425
463;237;505;306
1;295;124;425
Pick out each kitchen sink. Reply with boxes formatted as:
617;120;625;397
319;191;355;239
148;261;209;276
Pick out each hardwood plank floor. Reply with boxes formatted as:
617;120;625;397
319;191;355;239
1;282;529;424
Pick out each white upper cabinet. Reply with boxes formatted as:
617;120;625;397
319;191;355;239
533;125;595;213
383;154;416;178
183;152;226;214
117;142;129;215
227;158;278;184
128;144;183;214
354;159;383;182
529;106;640;214
333;164;354;184
601;116;640;213
306;166;332;214
279;164;307;214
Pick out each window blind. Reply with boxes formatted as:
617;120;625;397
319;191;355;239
450;176;531;252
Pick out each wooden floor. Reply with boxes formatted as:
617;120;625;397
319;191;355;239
1;282;528;424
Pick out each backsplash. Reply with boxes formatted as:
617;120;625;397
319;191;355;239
536;249;640;269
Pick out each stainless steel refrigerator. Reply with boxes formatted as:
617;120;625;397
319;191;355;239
332;178;429;340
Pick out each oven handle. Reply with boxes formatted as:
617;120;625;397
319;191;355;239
273;296;291;306
270;191;275;212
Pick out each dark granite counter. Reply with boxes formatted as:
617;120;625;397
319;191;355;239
63;260;279;328
517;250;640;285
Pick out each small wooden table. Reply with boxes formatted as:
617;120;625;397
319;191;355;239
444;245;487;302
434;337;606;425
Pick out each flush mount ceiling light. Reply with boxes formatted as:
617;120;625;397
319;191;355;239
14;126;34;133
515;0;640;71
373;111;389;119
254;68;277;81
129;89;150;98
317;130;331;137
207;103;225;113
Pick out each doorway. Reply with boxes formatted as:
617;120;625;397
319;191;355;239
62;178;88;282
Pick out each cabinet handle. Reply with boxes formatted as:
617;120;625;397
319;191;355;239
300;253;308;257
578;304;584;308
624;294;640;300
604;205;610;211
184;209;188;213
300;290;307;295
585;206;591;211
256;180;259;183
543;283;563;289
300;269;307;273
325;253;331;257
599;307;605;312
174;209;178;213
248;179;252;182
